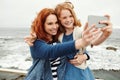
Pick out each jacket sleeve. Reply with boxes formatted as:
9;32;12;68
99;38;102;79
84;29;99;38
30;40;77;59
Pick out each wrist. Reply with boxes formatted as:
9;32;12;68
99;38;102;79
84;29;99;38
75;39;82;49
75;39;85;49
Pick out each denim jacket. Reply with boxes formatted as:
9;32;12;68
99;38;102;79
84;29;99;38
25;56;94;80
25;40;76;80
25;56;67;80
25;36;94;80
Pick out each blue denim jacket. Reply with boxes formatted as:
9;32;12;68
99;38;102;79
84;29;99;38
25;40;77;80
25;56;67;80
25;56;94;80
64;61;95;80
25;40;94;80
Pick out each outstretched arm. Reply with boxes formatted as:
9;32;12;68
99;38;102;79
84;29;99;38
26;23;98;59
91;15;112;46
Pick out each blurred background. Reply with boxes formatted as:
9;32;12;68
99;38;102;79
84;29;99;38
0;0;120;80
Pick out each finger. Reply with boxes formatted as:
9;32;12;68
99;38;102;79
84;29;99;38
84;32;93;40
25;40;33;46
28;42;34;46
24;36;31;40
24;37;31;42
69;60;82;66
92;28;102;36
25;35;33;40
69;59;77;62
31;32;37;38
69;59;81;64
83;22;88;31
74;63;82;66
102;25;112;31
24;37;32;43
84;24;96;34
82;24;96;38
31;39;36;42
82;25;97;45
102;26;110;31
74;54;80;59
69;60;78;64
104;28;112;33
86;35;96;42
100;20;110;25
104;14;110;20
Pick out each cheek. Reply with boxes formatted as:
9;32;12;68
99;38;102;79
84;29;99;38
59;18;64;23
72;18;74;22
56;24;59;28
44;25;50;33
60;20;65;25
44;26;47;32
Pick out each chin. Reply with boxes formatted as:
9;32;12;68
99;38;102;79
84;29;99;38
52;33;57;35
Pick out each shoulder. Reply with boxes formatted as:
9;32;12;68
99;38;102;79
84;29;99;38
74;26;83;33
73;26;83;39
30;39;47;52
33;39;47;47
35;39;46;44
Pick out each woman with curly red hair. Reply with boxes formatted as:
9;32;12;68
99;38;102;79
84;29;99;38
25;8;97;80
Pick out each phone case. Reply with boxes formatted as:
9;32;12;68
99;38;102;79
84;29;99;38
88;15;108;28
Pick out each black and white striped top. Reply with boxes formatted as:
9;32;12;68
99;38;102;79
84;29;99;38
49;42;61;80
50;57;61;80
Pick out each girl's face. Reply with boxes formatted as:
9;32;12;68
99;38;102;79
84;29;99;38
59;9;74;29
44;14;59;37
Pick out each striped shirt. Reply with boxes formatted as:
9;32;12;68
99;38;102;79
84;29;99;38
50;57;61;80
49;42;61;80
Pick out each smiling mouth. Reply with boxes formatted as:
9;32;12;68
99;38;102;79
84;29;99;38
51;29;57;33
65;21;73;25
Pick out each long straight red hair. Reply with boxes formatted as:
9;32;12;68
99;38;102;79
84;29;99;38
31;8;61;42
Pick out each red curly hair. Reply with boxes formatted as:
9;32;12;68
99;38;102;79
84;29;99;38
31;8;61;42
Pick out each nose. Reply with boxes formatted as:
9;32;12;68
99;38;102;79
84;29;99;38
66;17;70;21
53;24;58;29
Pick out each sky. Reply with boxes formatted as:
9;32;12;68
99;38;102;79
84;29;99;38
0;0;120;28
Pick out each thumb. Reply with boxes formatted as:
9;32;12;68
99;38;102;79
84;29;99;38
84;22;88;31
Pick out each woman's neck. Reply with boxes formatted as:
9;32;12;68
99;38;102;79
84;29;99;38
47;35;53;42
65;28;74;35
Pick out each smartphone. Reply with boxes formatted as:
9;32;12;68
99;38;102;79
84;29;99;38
88;15;108;28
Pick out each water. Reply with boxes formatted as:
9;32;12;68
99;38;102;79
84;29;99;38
87;28;120;70
0;27;31;70
0;27;120;71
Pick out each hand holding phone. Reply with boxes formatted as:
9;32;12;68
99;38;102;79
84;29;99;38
88;15;108;28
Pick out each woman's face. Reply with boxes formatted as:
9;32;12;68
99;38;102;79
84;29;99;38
59;9;74;29
44;14;59;37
